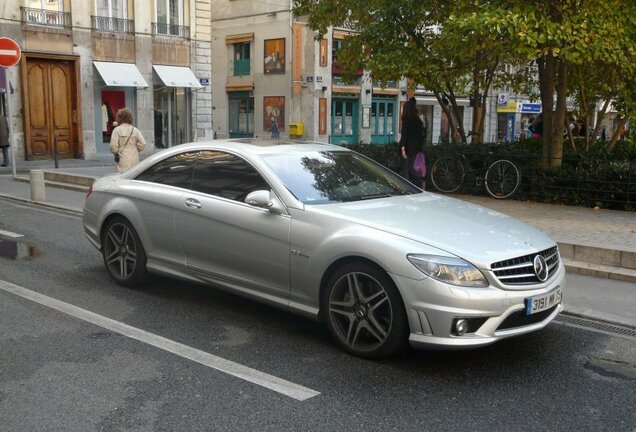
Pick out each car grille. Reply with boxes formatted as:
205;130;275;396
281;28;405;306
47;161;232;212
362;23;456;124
497;305;559;331
491;246;560;286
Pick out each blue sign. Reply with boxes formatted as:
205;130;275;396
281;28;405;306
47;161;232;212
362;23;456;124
519;103;541;113
199;78;210;86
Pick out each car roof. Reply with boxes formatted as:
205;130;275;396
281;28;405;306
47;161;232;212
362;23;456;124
167;138;349;156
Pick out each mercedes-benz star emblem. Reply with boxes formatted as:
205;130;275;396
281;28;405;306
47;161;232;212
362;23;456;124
533;255;549;281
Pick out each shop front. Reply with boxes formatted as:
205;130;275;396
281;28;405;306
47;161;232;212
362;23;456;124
370;96;396;144
93;61;148;155
153;65;202;147
331;96;358;144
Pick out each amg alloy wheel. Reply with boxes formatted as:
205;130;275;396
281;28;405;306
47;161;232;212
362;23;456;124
102;217;148;286
323;262;408;358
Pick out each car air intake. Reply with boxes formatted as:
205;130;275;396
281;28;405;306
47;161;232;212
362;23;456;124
491;246;560;286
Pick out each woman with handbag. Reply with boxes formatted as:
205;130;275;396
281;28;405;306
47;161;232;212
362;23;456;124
110;107;146;173
399;98;425;188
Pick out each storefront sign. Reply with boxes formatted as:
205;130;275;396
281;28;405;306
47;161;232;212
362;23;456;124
519;103;541;113
497;92;509;106
497;101;517;113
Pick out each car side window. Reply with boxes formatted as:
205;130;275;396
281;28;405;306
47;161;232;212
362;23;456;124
191;150;270;202
135;152;198;189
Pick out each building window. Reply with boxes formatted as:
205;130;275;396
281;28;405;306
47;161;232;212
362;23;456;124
228;92;254;138
155;0;183;36
233;43;251;76
94;0;131;32
23;0;68;27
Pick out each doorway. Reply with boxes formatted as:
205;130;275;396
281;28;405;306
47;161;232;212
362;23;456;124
331;98;358;144
21;57;80;160
153;86;191;148
370;98;396;144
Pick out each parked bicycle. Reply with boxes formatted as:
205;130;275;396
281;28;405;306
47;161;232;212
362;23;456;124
430;150;521;199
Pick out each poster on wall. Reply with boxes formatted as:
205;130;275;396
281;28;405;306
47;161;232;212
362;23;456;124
264;38;285;74
319;39;328;67
319;98;327;135
264;96;285;133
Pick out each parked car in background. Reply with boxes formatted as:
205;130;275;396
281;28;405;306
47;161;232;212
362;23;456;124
82;139;565;358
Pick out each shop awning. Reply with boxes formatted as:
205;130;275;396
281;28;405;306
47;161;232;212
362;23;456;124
153;65;203;88
93;61;148;87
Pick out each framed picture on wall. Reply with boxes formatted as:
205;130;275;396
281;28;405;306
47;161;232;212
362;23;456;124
264;38;285;74
263;96;285;133
319;39;328;67
362;106;371;128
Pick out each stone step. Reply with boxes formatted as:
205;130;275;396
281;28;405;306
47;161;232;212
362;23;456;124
42;170;96;187
13;175;89;192
563;258;636;284
558;242;636;271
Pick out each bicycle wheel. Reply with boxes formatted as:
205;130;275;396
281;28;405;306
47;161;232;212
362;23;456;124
485;159;520;199
431;157;465;193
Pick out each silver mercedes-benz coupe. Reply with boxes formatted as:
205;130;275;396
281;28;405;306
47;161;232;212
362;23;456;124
83;139;565;358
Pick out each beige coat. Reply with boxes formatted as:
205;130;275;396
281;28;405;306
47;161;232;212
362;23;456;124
110;123;146;173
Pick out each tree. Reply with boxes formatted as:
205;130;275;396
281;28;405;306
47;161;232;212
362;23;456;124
454;0;636;166
293;0;518;144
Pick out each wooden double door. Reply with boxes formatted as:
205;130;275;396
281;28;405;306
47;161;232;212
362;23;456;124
23;57;78;160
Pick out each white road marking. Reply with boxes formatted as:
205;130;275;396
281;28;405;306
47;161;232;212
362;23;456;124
0;229;24;238
0;280;321;401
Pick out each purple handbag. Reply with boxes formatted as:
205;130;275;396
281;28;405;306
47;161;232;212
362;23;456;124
413;152;427;177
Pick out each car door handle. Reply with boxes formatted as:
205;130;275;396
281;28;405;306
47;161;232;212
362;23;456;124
184;198;202;209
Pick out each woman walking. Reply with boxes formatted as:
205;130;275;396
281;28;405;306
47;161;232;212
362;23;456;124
399;98;425;188
110;108;146;173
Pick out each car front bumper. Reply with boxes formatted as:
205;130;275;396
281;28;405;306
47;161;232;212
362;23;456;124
391;263;566;349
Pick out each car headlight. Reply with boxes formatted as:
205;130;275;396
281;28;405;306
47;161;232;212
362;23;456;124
407;254;488;287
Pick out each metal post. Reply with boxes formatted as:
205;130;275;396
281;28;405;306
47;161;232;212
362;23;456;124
6;76;17;179
30;169;46;202
53;136;59;169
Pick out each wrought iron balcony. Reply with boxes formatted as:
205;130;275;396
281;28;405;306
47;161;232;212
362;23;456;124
152;22;190;39
92;16;134;34
21;7;71;28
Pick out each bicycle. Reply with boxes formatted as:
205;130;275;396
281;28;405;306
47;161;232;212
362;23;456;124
430;150;521;199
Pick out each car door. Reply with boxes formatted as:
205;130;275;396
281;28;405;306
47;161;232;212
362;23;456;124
174;150;291;298
132;151;198;269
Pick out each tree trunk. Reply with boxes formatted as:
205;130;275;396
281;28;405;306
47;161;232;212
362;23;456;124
550;60;569;167
537;55;555;168
607;117;628;150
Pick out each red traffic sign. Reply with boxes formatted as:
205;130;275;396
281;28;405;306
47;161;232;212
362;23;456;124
0;37;22;68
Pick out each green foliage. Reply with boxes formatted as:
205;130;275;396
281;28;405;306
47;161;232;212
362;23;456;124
346;140;636;210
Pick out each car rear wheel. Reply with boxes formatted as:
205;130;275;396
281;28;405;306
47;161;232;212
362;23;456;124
102;217;148;286
323;262;409;358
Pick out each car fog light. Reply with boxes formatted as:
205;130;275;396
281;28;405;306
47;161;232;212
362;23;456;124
453;319;469;336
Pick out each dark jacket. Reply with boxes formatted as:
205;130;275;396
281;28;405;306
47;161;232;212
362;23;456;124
400;115;424;157
0;116;9;148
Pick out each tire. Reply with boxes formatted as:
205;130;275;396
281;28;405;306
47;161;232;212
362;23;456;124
322;262;409;358
101;216;149;287
485;159;520;199
430;157;465;193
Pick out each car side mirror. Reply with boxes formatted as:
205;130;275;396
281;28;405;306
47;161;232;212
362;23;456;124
245;190;272;208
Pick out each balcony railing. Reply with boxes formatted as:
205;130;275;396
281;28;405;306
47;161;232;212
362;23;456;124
21;7;71;28
152;22;190;39
92;16;134;34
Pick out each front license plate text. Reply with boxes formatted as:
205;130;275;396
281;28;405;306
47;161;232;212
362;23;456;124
525;288;562;315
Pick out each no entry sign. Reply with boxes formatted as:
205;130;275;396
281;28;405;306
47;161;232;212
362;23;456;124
0;37;21;68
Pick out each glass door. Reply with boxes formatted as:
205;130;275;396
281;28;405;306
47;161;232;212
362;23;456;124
228;92;254;138
153;87;191;148
370;99;396;144
331;99;358;144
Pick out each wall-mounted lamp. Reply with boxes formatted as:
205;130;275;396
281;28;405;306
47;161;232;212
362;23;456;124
322;86;328;92
400;90;407;96
365;89;371;94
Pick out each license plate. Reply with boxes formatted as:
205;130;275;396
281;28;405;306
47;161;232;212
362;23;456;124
525;288;562;315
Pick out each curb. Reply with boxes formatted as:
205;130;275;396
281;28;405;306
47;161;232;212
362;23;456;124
0;193;83;216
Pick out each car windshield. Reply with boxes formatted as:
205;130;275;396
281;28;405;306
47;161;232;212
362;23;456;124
262;150;421;204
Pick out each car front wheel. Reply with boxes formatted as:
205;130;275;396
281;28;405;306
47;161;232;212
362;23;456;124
323;262;409;358
102;217;148;287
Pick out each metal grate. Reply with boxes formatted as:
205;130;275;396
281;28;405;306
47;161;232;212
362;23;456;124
497;305;558;331
491;246;560;285
554;314;636;341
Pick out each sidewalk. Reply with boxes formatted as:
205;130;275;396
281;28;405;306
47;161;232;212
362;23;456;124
1;158;635;329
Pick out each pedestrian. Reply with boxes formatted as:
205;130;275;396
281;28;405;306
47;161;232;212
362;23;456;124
600;126;607;141
110;108;146;173
399;97;425;188
270;115;280;139
0;114;9;167
529;113;543;139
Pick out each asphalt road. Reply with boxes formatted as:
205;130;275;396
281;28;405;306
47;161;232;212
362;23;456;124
0;198;635;432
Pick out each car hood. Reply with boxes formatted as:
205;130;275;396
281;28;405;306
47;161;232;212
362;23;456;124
308;193;555;268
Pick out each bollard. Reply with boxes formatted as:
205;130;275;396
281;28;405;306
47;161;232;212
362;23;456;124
30;169;46;202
